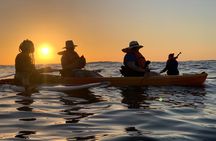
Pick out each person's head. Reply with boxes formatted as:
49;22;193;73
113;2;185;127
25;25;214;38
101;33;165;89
64;40;77;50
168;53;174;59
19;39;34;53
122;41;143;53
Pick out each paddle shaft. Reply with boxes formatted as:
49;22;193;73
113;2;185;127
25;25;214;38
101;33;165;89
0;73;15;79
176;52;181;58
0;68;60;79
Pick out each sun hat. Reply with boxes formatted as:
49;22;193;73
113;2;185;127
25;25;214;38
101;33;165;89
122;41;143;52
63;40;77;49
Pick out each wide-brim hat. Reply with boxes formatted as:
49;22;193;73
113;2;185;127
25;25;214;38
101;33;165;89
63;40;77;49
122;41;143;53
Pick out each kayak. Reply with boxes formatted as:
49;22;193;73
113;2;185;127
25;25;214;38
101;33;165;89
59;72;208;86
0;72;208;86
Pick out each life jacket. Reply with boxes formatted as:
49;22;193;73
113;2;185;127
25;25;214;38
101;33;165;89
132;52;146;68
121;51;149;77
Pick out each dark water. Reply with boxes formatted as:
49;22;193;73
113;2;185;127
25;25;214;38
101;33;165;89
0;61;216;141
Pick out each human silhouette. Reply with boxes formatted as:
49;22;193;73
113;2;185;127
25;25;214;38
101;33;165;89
120;41;156;77
58;40;102;77
15;39;40;92
58;40;86;77
160;52;181;75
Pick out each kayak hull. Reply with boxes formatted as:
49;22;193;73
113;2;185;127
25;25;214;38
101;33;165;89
59;72;208;86
0;72;208;87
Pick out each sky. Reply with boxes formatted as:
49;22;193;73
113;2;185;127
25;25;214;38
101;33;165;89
0;0;215;65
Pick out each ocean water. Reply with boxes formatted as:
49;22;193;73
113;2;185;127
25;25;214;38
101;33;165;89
0;61;216;141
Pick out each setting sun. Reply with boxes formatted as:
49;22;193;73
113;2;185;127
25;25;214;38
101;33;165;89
41;47;49;56
38;43;52;58
36;43;55;63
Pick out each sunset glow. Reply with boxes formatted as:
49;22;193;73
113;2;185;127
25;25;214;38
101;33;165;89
0;1;215;65
36;43;54;63
41;47;49;56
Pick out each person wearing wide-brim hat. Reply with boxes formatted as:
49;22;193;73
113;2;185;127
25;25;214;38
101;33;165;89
120;41;151;77
121;40;144;53
63;40;77;49
57;40;86;77
58;40;77;54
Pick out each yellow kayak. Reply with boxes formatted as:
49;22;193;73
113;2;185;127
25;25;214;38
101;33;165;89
49;72;208;86
0;72;208;87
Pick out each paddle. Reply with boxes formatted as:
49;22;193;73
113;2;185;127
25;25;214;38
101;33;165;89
175;52;181;58
0;74;15;79
0;67;60;79
0;67;103;79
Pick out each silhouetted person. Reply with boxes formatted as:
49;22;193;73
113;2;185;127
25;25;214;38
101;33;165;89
15;39;40;92
58;40;86;77
160;52;181;75
120;41;154;77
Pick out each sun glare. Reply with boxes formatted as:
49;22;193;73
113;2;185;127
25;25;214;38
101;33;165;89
41;47;49;55
37;43;54;62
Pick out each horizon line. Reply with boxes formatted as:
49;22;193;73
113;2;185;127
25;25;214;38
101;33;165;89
0;59;215;66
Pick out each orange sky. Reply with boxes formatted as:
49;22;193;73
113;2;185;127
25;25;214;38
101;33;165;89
0;0;215;65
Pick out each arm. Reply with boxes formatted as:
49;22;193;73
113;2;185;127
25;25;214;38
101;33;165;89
160;62;168;73
79;55;86;68
175;52;181;59
61;51;77;69
160;67;167;73
62;61;82;70
127;61;146;72
61;53;86;70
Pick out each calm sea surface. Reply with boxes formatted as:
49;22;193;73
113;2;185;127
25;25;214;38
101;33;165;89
0;61;216;141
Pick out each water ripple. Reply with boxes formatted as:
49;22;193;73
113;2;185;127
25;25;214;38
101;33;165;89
0;61;216;140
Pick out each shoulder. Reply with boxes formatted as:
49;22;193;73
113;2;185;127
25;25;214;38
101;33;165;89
124;53;136;61
72;50;79;55
16;53;28;59
16;53;21;58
